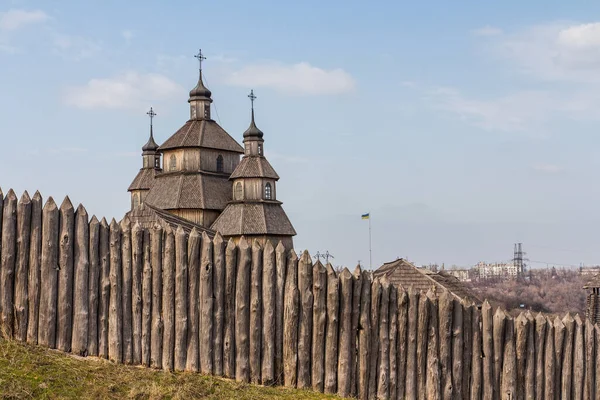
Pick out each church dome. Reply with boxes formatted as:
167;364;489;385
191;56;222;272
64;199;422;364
243;116;264;139
189;78;212;100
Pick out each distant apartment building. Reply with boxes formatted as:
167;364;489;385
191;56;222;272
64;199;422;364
474;261;520;280
447;268;472;282
580;266;600;276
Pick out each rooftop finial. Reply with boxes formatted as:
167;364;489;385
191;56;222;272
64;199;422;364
147;106;157;129
194;49;206;73
248;89;257;121
189;49;212;100
142;107;159;152
243;89;263;139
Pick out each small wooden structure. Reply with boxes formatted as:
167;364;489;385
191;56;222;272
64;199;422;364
584;274;600;324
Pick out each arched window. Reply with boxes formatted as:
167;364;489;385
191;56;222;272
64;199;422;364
235;182;243;200
169;154;176;171
154;156;160;169
216;155;224;173
258;144;263;156
265;183;272;200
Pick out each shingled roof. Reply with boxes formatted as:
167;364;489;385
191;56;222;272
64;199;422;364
128;202;215;237
230;156;279;180
584;274;600;289
210;202;296;236
143;172;231;211
128;168;157;191
159;119;244;153
374;259;482;305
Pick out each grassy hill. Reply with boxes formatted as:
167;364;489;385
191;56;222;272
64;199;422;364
0;339;341;400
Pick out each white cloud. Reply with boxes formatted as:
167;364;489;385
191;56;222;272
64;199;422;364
532;163;564;173
0;9;48;31
472;26;503;37
557;23;600;49
64;72;185;110
227;62;355;95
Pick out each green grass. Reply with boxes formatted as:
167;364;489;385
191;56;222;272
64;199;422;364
0;339;341;400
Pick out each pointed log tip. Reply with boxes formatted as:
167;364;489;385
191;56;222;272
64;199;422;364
75;203;87;214
225;237;236;248
5;188;17;199
482;299;491;309
19;190;31;202
325;262;336;275
163;223;173;234
110;218;120;229
252;238;262;250
275;240;285;252
132;220;142;231
100;217;109;227
190;227;200;238
201;230;211;241
313;259;325;269
90;215;99;224
263;238;274;252
516;313;527;324
44;196;57;209
175;225;186;235
353;264;362;276
574;314;583;324
340;267;352;278
563;313;575;324
495;308;506;318
301;249;311;261
554;315;563;326
425;287;435;298
288;248;298;261
0;187;3;197
213;231;224;244
60;196;74;210
238;237;249;249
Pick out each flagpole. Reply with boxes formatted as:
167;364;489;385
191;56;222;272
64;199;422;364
369;214;372;269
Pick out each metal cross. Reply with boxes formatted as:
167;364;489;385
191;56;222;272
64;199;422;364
146;107;157;127
194;49;206;71
248;89;257;110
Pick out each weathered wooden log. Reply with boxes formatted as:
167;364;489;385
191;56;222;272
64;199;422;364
274;241;287;384
338;268;354;398
452;299;464;400
388;285;398;400
501;316;516;400
584;319;595;400
426;290;441;400
438;290;453;400
324;264;339;394
358;272;372;400
351;265;363;397
131;222;143;365
377;279;391;400
223;238;237;377
493;308;506;400
213;232;226;376
38;197;59;348
311;260;327;392
262;240;276;385
235;238;251;382
14;191;32;342
174;226;188;371
515;313;528;400
71;204;89;356
460;302;472;400
0;189;17;338
481;301;494;400
573;314;584;400
200;232;215;375
162;225;175;371
87;216;100;356
297;250;313;389
595;324;600;400
249;240;262;384
397;288;408;400
405;286;419;400
553;315;565;397
524;312;535;400
283;249;299;387
417;292;431;400
369;278;382;399
471;305;482;400
108;219;123;363
141;228;152;367
561;313;575;400
544;319;555;400
534;312;546;399
26;191;42;344
98;218;110;358
120;217;133;364
186;228;200;372
150;224;163;368
56;197;74;352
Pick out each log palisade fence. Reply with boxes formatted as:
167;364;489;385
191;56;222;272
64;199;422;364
0;188;599;400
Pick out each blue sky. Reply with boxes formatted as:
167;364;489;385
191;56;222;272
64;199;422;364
2;1;600;270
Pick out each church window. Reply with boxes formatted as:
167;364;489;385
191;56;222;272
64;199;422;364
169;154;176;171
154;156;160;169
204;104;210;119
258;144;263;156
235;182;243;200
265;183;272;200
217;155;224;172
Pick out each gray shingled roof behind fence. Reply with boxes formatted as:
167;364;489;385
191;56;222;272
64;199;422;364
210;202;296;236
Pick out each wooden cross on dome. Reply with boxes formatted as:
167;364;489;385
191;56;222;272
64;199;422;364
146;107;156;127
248;89;257;110
194;49;206;71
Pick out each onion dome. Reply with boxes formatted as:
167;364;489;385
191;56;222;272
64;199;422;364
243;90;263;139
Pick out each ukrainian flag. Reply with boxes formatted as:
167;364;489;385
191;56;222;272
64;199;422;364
361;213;370;220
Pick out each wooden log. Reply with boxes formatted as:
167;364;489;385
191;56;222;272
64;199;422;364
120;217;133;364
369;278;382;400
377;279;391;400
388;285;398;400
87;216;100;356
358;272;372;400
213;232;226;376
452;299;464;400
481;301;494;400
262;240;276;385
150;224;163;368
561;313;574;400
275;241;287;384
471;305;483;400
405;286;419;400
131;222;143;365
438;290;453;400
162;225;175;371
186;228;200;372
14;191;32;342
524;312;535;400
38;197;59;348
174;226;188;371
595;324;600;400
311;260;327;392
397;288;408;400
351;265;363;397
584;319;595;400
338;268;354;398
200;232;215;375
141;229;152;367
501;317;516;400
533;312;546;399
283;249;299;387
235;238;251;382
462;302;473;400
0;189;17;338
56;197;75;352
99;218;110;358
324;264;339;394
493;308;506;400
544;319;555;400
426;290;441;400
108;219;123;363
223;238;237;377
26;191;42;345
573;314;584;400
553;315;565;397
515;313;528;400
297;250;313;389
249;240;262;384
417;292;431;400
71;204;89;356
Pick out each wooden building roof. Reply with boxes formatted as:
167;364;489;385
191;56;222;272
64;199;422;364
584;273;600;289
230;156;279;180
210;202;296;236
128;202;215;237
128;168;157;192
159;119;244;153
